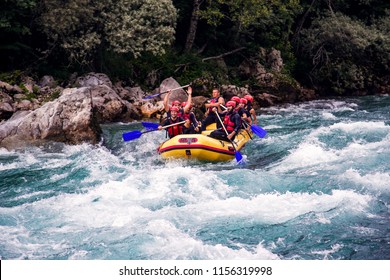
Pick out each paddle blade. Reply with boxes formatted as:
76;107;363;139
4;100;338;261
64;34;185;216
251;125;267;138
142;93;160;100
235;151;244;163
142;122;159;130
122;130;142;142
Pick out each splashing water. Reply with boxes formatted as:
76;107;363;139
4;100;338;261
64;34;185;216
1;96;389;260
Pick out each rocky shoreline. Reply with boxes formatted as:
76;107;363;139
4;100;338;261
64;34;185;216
0;72;317;149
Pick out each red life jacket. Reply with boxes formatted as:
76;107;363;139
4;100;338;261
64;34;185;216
167;118;183;138
208;97;219;113
223;113;235;133
182;111;191;120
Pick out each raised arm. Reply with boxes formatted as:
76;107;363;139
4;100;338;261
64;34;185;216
163;90;171;112
183;86;192;112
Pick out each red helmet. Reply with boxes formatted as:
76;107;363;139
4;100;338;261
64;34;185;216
181;101;192;109
226;101;236;108
172;100;180;106
240;98;248;104
170;106;179;112
244;94;254;103
230;96;241;103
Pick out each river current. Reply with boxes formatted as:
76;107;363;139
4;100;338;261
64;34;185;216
1;95;389;260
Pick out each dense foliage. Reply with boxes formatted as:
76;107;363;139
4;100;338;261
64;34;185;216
0;0;389;95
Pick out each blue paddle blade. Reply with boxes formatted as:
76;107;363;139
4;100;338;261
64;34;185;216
142;93;161;100
235;151;244;163
141;122;159;130
122;130;142;142
251;125;267;138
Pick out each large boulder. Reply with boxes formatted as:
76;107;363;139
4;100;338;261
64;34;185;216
0;91;15;120
158;77;188;104
0;87;101;149
75;72;113;88
90;84;141;123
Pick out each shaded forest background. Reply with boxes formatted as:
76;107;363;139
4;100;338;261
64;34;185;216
1;0;389;96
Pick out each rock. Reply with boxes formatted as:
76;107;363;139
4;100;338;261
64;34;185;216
115;84;145;104
39;75;56;88
220;85;251;100
0;81;23;94
75;72;113;88
141;101;164;118
15;99;34;111
0;102;14;120
267;48;283;73
0;81;15;92
298;88;317;101
0;87;101;149
256;93;282;107
158;77;188;104
90;84;142;123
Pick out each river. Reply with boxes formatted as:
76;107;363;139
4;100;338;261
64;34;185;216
1;95;389;260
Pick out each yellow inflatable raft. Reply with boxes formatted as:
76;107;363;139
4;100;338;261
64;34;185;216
157;124;253;161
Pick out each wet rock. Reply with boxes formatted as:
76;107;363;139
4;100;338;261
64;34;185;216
0;87;101;149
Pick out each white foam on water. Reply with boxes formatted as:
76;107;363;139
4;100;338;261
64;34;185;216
142;219;280;260
311;243;344;260
329;121;388;133
341;169;390;192
160;190;372;226
322;112;337;120
270;120;390;173
1;150;373;260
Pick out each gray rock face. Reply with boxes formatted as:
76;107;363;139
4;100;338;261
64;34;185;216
0;87;101;149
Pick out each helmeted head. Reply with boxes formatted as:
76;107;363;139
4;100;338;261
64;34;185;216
181;101;192;108
170;106;179;117
171;100;181;108
230;96;241;104
244;94;254;103
239;98;247;106
226;100;236;109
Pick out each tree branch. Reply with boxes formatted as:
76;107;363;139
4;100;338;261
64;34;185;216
201;47;246;62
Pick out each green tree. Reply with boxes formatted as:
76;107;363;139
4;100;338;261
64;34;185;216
299;11;390;94
40;0;177;66
198;0;300;45
0;0;38;70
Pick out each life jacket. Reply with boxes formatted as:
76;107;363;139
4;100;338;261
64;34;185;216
223;113;235;133
208;97;219;113
167;118;183;138
182;111;191;121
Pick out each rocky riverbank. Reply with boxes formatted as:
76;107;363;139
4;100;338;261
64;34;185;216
0;72;317;149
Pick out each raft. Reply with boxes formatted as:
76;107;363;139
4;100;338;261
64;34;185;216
157;124;253;161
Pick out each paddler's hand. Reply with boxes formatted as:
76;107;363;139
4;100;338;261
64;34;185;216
227;131;236;140
187;87;192;95
158;125;163;130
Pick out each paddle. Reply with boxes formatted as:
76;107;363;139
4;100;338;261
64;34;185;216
143;84;190;100
122;121;186;142
214;111;243;163
220;104;267;138
141;121;160;130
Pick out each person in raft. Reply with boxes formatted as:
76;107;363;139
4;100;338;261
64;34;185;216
158;107;189;139
243;94;257;123
209;100;241;141
181;101;200;134
163;86;193;118
200;88;225;131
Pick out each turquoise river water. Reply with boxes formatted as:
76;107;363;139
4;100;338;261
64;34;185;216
1;95;389;260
